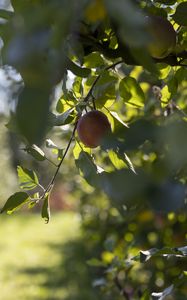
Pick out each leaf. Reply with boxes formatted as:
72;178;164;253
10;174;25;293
108;150;127;170
108;150;136;173
100;169;149;208
41;194;50;224
105;0;148;47
67;58;91;78
53;108;75;126
138;247;187;264
119;77;145;107
24;144;46;161
72;77;83;98
56;92;76;114
93;70;117;106
109;111;128;128
140;248;159;263
149;181;186;212
161;85;171;103
87;258;106;267
0;9;14;20
92;278;107;287
140;290;150;300
175;246;187;256
16;86;51;144
46;139;58;149
152;284;174;300
173;2;187;26
84;52;105;68
130;47;158;75
156;0;175;4
75;151;100;187
1;192;29;214
17;166;39;191
124;153;136;174
157;64;171;80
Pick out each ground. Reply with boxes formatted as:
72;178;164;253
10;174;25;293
0;212;99;300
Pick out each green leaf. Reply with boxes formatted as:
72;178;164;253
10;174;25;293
173;2;187;26
108;149;136;175
67;58;91;77
155;0;176;5
17;166;39;191
57;149;64;160
161;85;171;103
1;192;29;214
75;151;100;187
41;194;50;223
53;108;75;126
139;247;187;263
87;258;106;267
72;77;83;98
16;86;51;144
84;52;105;68
130;47;158;75
124;153;136;174
140;248;159;263
108;150;127;170
140;290;150;300
93;70;117;107
149;181;186;212
157;64;171;80
56;92;75;114
0;9;14;20
109;111;128;128
24;144;46;161
100;169;148;208
119;77;145;107
105;0;148;47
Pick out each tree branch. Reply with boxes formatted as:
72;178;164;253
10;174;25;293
114;276;131;300
83;59;123;104
78;33;187;67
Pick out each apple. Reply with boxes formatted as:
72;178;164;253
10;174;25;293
77;110;111;148
146;15;176;59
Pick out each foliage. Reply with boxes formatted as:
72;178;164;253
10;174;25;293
0;0;187;298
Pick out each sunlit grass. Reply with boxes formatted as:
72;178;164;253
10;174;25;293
0;212;98;300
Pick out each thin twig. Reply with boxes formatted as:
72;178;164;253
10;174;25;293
40;119;79;199
45;157;58;167
83;59;123;104
114;276;131;300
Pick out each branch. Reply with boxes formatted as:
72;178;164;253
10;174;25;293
114;276;131;300
78;33;187;67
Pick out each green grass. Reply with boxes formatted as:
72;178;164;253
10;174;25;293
0;212;100;300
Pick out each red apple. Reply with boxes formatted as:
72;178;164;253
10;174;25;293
146;15;176;59
77;110;111;148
